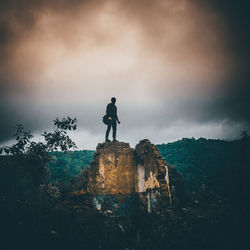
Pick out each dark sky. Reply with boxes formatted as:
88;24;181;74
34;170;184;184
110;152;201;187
0;0;250;149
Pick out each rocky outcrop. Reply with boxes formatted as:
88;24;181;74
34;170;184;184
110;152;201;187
87;139;172;211
135;140;170;191
87;141;136;195
135;139;172;207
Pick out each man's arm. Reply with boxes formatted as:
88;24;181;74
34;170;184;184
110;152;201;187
106;104;112;117
115;108;120;124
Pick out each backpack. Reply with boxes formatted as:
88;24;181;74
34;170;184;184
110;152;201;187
103;114;109;125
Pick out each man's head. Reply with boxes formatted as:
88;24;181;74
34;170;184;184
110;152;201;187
111;97;116;104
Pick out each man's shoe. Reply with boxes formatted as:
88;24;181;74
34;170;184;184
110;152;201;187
113;138;118;142
105;139;111;142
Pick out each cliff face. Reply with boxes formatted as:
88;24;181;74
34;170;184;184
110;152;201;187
87;141;136;195
135;139;172;206
87;139;172;209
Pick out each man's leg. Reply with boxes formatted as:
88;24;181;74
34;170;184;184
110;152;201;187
112;122;117;140
105;123;111;142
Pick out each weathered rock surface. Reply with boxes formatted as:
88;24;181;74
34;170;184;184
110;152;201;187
135;139;172;207
87;141;136;195
87;139;172;209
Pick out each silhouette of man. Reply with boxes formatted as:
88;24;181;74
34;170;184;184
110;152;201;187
105;97;120;142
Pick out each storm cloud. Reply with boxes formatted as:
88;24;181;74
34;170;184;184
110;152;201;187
0;0;249;149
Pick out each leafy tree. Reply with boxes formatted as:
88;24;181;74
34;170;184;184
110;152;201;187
0;117;77;188
240;129;249;139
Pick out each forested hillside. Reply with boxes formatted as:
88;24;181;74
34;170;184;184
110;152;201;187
47;137;249;196
48;150;94;183
159;138;236;192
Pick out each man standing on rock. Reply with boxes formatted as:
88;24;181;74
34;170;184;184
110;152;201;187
105;97;120;142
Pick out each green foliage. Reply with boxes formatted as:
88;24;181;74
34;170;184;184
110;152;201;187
0;124;33;155
157;136;250;194
42;117;77;152
240;129;249;139
0;117;78;190
48;150;94;184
